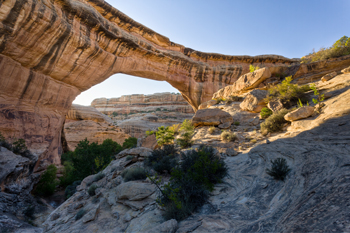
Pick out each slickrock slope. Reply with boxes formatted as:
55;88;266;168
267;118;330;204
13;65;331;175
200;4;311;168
42;73;350;233
0;0;298;166
64;104;130;151
91;92;194;138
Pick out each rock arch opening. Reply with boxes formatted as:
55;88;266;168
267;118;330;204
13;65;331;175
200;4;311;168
0;0;298;167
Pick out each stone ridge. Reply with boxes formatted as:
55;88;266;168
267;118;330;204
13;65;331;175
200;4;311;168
91;92;194;114
0;0;297;166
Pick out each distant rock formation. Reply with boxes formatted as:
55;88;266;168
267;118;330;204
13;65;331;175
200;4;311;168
91;93;194;138
0;0;298;167
64;105;130;151
91;92;193;115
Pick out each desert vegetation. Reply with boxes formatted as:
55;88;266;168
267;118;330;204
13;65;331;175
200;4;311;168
301;35;350;63
266;158;291;181
260;109;289;135
221;131;237;142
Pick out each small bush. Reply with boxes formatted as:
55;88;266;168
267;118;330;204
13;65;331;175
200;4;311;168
146;130;155;136
35;165;58;196
156;126;175;146
88;184;97;196
64;180;81;199
155;146;228;221
126;155;134;161
75;209;86;221
208;126;216;134
234;121;240;126
266;76;310;107
59;138;122;187
221;131;236;142
214;97;226;104
94;172;105;182
122;137;137;149
176;120;194;149
169;124;181;135
260;107;273;119
249;64;260;72
24;205;35;220
121;167;148;182
12;138;27;154
260;109;289;135
266;158;291;181
144;144;178;174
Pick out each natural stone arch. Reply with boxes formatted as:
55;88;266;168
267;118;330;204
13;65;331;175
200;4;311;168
0;0;299;167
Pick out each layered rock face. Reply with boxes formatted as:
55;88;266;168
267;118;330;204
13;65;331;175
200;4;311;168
0;0;298;165
64;104;130;151
91;93;194;138
91;92;193;115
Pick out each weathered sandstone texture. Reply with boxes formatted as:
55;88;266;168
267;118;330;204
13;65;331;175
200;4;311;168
239;89;268;113
64;104;130;151
0;0;299;166
284;106;314;122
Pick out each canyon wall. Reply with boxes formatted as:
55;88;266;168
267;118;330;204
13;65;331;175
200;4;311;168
0;0;298;166
91;92;193;114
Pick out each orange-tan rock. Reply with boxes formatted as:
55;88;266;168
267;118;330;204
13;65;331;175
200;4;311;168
64;105;130;151
91;93;193;115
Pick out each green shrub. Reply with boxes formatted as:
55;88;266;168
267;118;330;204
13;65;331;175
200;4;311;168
266;158;291;181
121;167;148;182
59;138;122;187
208;126;216;134
112;112;118;117
249;64;260;72
75;209;86;221
12;138;27;154
144;144;178;174
156;126;175;146
213;97;226;104
88;184;98;196
94;172;105;182
64;180;81;199
126;155;134;161
155;146;228;221
260;109;289;135
169;124;181;135
24;205;35;220
146;130;155;136
176;120;194;149
260;107;273;119
310;84;325;104
266;76;310;107
221;131;236;142
35;165;58;196
234;121;240;126
301;36;350;63
122;137;137;149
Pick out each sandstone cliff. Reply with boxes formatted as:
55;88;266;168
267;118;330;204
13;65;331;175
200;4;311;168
91;92;194;138
91;92;193;115
0;0;299;167
64;104;130;151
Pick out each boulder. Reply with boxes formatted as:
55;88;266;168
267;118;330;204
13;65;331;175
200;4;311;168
82;205;99;223
213;67;271;99
240;90;268;112
116;181;155;201
116;147;153;159
321;71;337;82
192;109;233;127
341;66;350;74
139;134;158;150
198;99;218;110
284;106;314;121
146;219;178;233
267;99;284;112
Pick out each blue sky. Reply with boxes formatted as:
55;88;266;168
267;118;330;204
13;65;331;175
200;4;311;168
74;0;350;105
